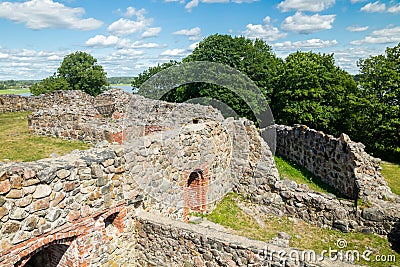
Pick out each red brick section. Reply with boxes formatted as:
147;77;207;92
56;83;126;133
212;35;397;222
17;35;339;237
183;164;210;222
110;131;126;144
0;203;126;267
145;125;165;136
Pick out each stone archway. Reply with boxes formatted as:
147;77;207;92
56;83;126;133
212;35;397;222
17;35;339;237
183;167;210;222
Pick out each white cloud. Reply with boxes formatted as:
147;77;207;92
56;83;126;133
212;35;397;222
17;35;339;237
273;39;338;50
123;7;146;18
173;27;202;40
388;4;400;13
281;12;336;34
142;27;162;38
0;47;69;79
244;16;287;41
351;26;400;44
184;0;258;11
346;25;369;32
160;49;187;57
360;1;386;13
0;52;9;59
112;49;144;57
277;0;335;12
85;35;120;47
189;42;200;50
0;0;102;30
350;0;367;3
131;41;167;49
108;18;151;36
333;47;383;74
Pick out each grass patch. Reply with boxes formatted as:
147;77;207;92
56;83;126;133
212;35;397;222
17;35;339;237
274;156;337;195
0;88;30;95
205;193;399;267
381;161;400;196
0;112;91;162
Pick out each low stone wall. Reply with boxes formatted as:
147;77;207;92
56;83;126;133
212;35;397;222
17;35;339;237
258;179;400;237
132;210;353;267
17;89;225;144
0;95;29;113
274;124;395;202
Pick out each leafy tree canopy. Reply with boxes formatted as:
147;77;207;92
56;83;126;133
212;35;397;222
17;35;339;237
134;35;281;123
31;51;108;96
272;51;358;135
352;43;400;161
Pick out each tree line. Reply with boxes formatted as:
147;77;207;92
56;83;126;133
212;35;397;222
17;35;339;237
132;34;399;163
28;36;398;162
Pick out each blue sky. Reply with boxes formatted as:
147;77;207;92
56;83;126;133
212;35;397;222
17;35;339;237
0;0;399;80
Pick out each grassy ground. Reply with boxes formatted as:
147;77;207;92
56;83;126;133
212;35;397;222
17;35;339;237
0;88;31;95
0;112;90;162
381;161;400;196
274;156;337;196
204;193;399;267
275;156;400;197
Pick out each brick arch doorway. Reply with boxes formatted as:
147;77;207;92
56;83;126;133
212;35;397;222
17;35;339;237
183;167;209;222
24;244;69;267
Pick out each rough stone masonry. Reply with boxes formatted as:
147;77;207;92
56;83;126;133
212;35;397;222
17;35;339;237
0;89;399;266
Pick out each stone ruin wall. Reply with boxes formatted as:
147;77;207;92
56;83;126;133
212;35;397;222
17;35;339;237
0;89;225;145
273;124;396;202
0;145;131;266
1;90;400;265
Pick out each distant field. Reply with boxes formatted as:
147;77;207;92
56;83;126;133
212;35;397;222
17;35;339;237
0;88;31;95
0;112;90;162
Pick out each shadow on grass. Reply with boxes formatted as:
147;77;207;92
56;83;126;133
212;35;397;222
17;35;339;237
274;155;339;197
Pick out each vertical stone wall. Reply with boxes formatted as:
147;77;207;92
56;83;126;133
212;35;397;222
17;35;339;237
274;124;395;201
0;145;128;266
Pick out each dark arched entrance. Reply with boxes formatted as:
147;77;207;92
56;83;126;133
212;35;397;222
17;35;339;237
24;244;69;267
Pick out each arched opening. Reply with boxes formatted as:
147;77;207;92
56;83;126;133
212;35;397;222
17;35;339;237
104;212;123;237
24;244;69;267
183;168;209;222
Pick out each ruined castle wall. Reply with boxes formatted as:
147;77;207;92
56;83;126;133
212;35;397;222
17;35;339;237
0;145;130;266
131;210;353;267
259;178;400;237
274;124;394;201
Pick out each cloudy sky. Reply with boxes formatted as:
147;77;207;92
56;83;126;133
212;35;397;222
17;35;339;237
0;0;399;80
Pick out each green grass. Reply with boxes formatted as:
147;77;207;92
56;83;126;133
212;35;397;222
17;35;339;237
274;156;337;196
0;112;91;162
0;88;30;95
381;161;400;196
205;193;399;267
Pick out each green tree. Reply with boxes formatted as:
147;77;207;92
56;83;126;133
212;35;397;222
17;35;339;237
354;43;400;161
31;51;108;96
184;34;282;100
134;35;281;123
132;60;179;90
58;51;108;96
30;75;71;96
272;51;358;135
